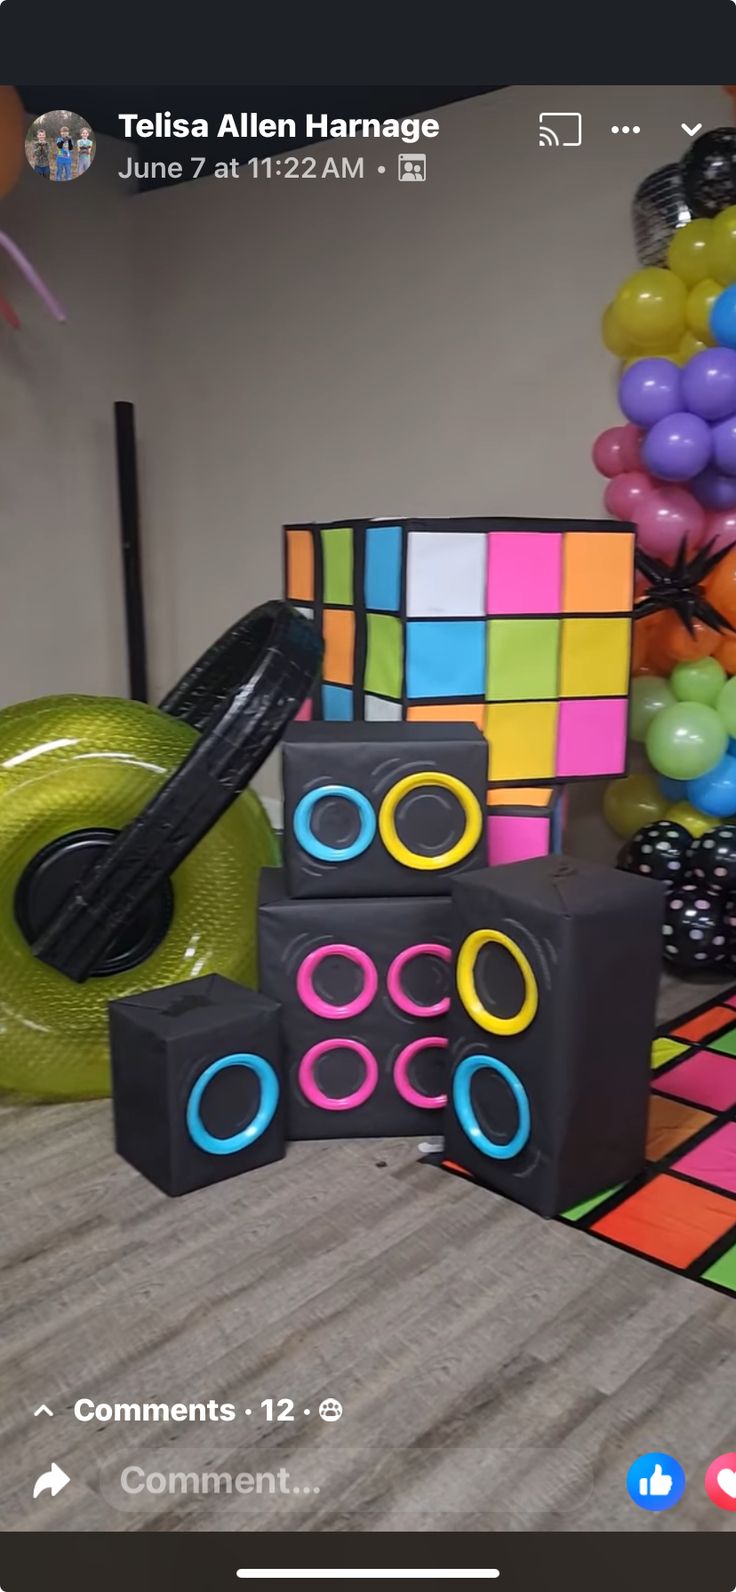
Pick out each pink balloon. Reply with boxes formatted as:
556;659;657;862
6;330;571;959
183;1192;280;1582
704;509;736;553
593;424;641;478
604;470;653;518
634;484;706;559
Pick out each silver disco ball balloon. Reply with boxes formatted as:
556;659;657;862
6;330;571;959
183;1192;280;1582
632;163;692;267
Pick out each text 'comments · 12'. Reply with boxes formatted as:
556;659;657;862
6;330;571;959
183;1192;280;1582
626;1453;687;1511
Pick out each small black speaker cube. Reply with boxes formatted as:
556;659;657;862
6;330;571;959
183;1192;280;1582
444;857;664;1217
258;869;452;1138
109;974;284;1196
282;722;487;899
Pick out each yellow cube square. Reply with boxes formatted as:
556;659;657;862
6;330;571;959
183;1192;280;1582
484;701;558;783
560;617;631;698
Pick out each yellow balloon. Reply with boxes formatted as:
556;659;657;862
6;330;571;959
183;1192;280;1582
601;301;632;357
665;801;716;838
708;205;736;285
667;219;714;286
678;330;708;363
603;773;669;839
686;278;721;345
614;267;687;348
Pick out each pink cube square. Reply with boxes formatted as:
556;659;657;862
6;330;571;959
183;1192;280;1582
674;1123;736;1195
654;1050;736;1112
487;813;551;866
487;531;562;615
295;699;313;722
556;697;628;779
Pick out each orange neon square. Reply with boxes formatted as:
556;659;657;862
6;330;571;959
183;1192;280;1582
562;530;634;613
645;1096;715;1163
407;703;485;729
322;608;355;685
286;529;314;602
592;1173;736;1268
672;1007;736;1044
487;786;554;808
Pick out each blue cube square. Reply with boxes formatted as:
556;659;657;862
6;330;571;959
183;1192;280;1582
406;620;486;699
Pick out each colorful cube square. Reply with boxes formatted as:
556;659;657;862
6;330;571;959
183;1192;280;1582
286;529;314;603
701;1243;736;1290
364;525;402;612
650;1036;689;1070
706;1027;736;1058
653;1049;736;1112
673;1005;736;1043
407;530;487;619
487;813;552;866
365;614;403;699
591;1173;736;1268
559;617;631;698
322;608;355;685
486;529;562;615
486;618;560;702
556;697;628;778
364;695;402;722
563;529;635;614
406;620;486;699
321;525;353;606
407;703;485;729
645;1095;715;1161
321;684;353;720
485;701;558;783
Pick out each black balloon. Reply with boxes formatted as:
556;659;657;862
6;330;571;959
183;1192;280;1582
681;127;736;218
685;825;736;894
618;820;692;883
662;884;727;972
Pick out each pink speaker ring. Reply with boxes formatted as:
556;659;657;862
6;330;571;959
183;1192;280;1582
299;1039;379;1111
393;1037;448;1110
296;943;378;1020
387;942;452;1018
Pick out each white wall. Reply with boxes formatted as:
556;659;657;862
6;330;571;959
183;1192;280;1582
1;85;728;798
0;131;137;706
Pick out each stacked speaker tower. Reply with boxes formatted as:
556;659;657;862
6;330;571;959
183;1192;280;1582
258;722;488;1138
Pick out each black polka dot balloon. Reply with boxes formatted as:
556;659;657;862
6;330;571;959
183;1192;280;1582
618;820;692;884
685;825;736;894
662;884;727;972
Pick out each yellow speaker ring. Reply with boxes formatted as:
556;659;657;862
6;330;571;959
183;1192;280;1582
456;929;538;1035
378;772;482;872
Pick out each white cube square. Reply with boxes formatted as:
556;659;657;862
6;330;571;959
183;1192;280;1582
406;530;487;618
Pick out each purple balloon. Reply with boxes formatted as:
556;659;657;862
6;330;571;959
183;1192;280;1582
713;416;736;476
642;411;712;482
682;347;736;421
618;358;682;427
692;465;736;510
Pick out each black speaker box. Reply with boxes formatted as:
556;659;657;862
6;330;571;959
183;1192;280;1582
109;974;284;1195
282;722;487;899
258;869;452;1138
443;857;664;1216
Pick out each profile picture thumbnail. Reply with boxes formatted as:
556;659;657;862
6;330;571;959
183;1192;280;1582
25;111;96;183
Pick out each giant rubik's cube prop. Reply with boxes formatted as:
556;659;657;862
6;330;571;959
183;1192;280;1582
284;517;635;861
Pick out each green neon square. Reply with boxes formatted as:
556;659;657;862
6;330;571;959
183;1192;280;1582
702;1243;736;1291
364;614;403;699
561;1184;625;1222
321;525;353;605
486;618;560;702
707;1028;736;1058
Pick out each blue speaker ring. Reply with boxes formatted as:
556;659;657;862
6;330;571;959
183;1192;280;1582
452;1053;530;1161
293;785;376;864
186;1052;279;1156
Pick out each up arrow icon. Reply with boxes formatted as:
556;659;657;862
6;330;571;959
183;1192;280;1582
33;1404;54;1417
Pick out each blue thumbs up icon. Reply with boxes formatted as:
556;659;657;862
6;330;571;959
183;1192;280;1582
626;1452;686;1512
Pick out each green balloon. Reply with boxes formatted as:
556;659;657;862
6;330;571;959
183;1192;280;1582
671;656;726;707
718;675;736;737
646;701;727;781
629;676;675;742
603;773;668;839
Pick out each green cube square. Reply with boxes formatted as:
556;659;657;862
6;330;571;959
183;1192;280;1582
702;1243;736;1291
486;618;560;702
561;1184;625;1222
321;526;353;606
364;614;403;699
707;1028;736;1058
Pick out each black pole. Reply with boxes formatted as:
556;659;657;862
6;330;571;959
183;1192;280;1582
114;400;149;702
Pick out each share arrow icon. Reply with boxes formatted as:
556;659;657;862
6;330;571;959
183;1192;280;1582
33;1462;70;1499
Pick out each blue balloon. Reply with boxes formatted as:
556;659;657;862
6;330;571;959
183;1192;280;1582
688;753;736;817
710;285;736;350
659;775;688;799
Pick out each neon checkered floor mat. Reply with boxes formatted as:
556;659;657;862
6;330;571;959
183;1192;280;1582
559;988;736;1294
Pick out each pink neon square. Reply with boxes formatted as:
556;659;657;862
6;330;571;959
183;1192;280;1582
487;814;550;866
654;1050;736;1112
556;697;628;778
674;1123;736;1194
487;531;562;614
726;994;736;1009
295;699;313;722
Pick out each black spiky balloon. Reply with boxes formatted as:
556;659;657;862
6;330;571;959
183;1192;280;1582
635;535;736;638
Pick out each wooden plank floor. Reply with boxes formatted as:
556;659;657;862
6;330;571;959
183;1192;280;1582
2;970;736;1534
